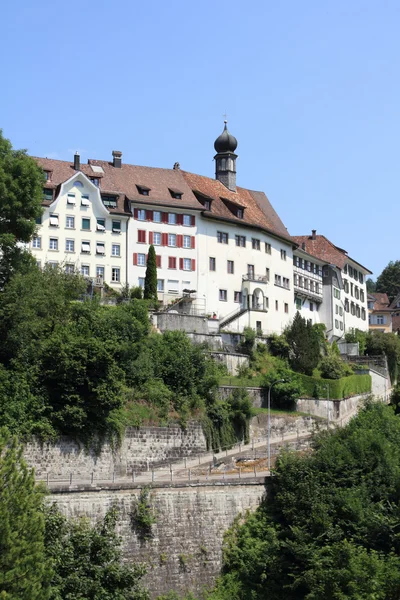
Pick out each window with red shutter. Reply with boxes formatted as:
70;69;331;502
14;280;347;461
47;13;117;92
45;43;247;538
192;259;196;271
191;215;196;226
191;236;195;249
168;256;176;269
134;208;139;219
177;235;183;248
179;258;184;270
162;212;168;224
177;214;183;226
149;232;154;244
146;210;153;221
156;255;161;268
162;233;168;246
133;253;138;265
138;230;146;243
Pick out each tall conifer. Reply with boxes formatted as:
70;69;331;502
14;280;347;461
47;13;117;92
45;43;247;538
144;245;158;302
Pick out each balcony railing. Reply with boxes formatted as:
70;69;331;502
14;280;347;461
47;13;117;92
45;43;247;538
242;274;269;284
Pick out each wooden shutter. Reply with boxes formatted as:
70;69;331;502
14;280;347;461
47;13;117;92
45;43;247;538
149;232;154;244
168;256;176;269
134;208;139;219
177;235;183;248
146;210;153;221
162;233;168;246
192;259;196;271
191;236;196;249
191;215;196;226
177;214;183;226
179;258;184;270
162;212;168;224
156;255;161;268
133;253;138;265
138;230;146;243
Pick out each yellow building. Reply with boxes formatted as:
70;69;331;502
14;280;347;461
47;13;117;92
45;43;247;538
368;293;393;333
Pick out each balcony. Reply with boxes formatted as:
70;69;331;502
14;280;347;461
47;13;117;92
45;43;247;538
242;273;269;284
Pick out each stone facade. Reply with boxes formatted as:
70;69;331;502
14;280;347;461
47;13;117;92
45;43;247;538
51;482;264;598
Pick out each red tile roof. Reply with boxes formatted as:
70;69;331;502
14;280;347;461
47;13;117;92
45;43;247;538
33;156;294;244
368;292;392;312
293;234;372;274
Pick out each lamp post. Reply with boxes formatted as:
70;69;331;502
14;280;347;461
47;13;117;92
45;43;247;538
268;379;285;472
325;384;330;429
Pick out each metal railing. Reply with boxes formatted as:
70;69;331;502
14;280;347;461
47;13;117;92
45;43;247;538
242;274;269;284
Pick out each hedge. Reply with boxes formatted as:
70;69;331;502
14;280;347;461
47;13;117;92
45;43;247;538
296;373;372;400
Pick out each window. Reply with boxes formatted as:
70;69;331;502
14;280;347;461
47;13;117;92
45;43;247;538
335;319;339;329
247;264;255;279
168;257;176;269
168;234;176;247
217;231;228;244
111;268;120;282
49;238;58;251
137;186;150;196
96;242;105;254
96;218;105;231
168;213;177;225
157;279;164;292
81;241;90;253
44;171;50;181
354;269;358;281
296;298;302;310
153;232;161;245
43;188;53;202
335;304;339;315
234;291;242;303
266;267;270;281
310;302;314;311
169;190;182;199
153;211;161;223
284;303;289;313
361;307;366;320
227;260;234;274
138;253;146;266
304;279;309;290
348;266;353;277
137;230;146;243
137;209;146;221
355;286;359;300
252;238;261;250
339;306;343;316
168;279;179;293
359;273;364;284
32;236;41;249
90;178;99;186
82;218;90;230
183;235;191;248
101;195;117;208
65;239;74;252
275;274;282;286
275;300;279;311
340;321;344;331
63;216;74;230
81;265;90;277
360;290;365;303
294;274;299;286
283;277;290;289
315;283;320;294
112;220;121;233
351;303;356;316
235;235;246;247
81;194;90;207
36;215;42;225
49;214;59;227
256;321;262;335
237;208;244;219
138;277;145;289
96;266;105;279
65;264;74;274
310;281;314;293
334;288;340;299
67;193;76;205
183;258;192;271
203;200;211;210
183;215;191;226
265;242;271;254
280;249;287;261
219;289;227;302
209;257;216;271
47;261;58;269
356;305;361;318
299;276;303;288
345;299;349;312
265;297;269;309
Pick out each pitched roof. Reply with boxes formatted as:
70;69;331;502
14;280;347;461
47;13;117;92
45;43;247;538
368;292;392;312
292;233;372;274
33;156;294;243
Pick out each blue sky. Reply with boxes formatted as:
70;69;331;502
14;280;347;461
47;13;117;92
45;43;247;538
1;0;400;279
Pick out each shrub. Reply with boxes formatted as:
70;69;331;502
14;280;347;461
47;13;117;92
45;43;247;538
267;334;290;359
319;355;349;379
296;373;371;399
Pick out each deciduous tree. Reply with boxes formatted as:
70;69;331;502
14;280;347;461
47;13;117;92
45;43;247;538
376;260;400;301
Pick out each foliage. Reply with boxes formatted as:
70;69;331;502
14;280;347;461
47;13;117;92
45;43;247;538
0;428;52;600
44;503;149;599
284;313;321;375
366;277;376;293
295;372;371;399
144;245;158;302
376;259;400;301
345;328;368;356
0;130;44;287
130;487;157;540
209;403;400;600
262;367;303;411
318;354;352;380
237;327;256;356
267;334;290;359
366;330;400;383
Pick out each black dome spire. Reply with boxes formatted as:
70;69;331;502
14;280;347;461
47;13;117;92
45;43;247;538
214;121;238;153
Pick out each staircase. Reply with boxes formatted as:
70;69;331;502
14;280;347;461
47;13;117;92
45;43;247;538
219;307;248;330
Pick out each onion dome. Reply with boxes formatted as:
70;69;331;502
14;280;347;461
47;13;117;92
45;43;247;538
214;121;238;153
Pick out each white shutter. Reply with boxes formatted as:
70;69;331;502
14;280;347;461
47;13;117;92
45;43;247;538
49;216;59;226
81;197;90;206
96;223;105;231
81;242;90;253
67;195;76;205
96;244;105;254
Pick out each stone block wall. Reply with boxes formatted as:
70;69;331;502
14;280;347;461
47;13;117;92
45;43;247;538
51;482;264;598
219;385;265;408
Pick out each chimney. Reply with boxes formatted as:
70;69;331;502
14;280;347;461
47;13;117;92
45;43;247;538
311;229;316;240
112;150;122;168
74;151;80;171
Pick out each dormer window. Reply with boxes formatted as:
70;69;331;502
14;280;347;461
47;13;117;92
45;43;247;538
204;200;211;210
43;188;53;202
169;189;183;199
137;185;150;196
101;195;118;208
90;178;100;187
237;208;244;219
44;171;52;181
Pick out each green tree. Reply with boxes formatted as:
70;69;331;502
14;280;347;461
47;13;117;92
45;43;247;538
0;130;44;287
44;503;149;600
345;327;368;355
209;403;400;600
144;245;158;302
376;260;400;301
285;312;320;375
0;429;52;600
366;278;376;293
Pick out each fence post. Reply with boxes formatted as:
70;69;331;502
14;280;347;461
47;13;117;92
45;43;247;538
170;470;173;482
188;469;191;481
113;471;115;483
69;472;72;485
46;473;49;486
132;471;135;483
91;472;94;485
198;455;201;465
254;464;257;477
252;438;254;451
152;470;155;482
239;467;241;480
184;458;187;468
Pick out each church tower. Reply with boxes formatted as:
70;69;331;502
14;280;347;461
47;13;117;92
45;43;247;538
214;121;238;192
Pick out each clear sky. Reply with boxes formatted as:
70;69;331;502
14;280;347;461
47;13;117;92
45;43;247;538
1;0;399;279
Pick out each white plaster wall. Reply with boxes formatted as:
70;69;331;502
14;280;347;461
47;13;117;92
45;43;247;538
31;174;129;287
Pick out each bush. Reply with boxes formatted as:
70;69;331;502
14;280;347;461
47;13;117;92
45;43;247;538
319;355;351;380
237;327;256;356
267;334;290;359
297;373;371;399
262;368;303;411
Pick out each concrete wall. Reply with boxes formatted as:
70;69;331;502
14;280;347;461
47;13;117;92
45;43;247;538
250;413;323;440
370;368;390;400
296;394;366;425
23;423;207;478
156;312;209;334
51;482;264;598
219;385;265;408
211;353;249;375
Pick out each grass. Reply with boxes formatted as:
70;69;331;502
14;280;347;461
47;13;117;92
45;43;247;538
251;407;311;418
220;375;264;387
